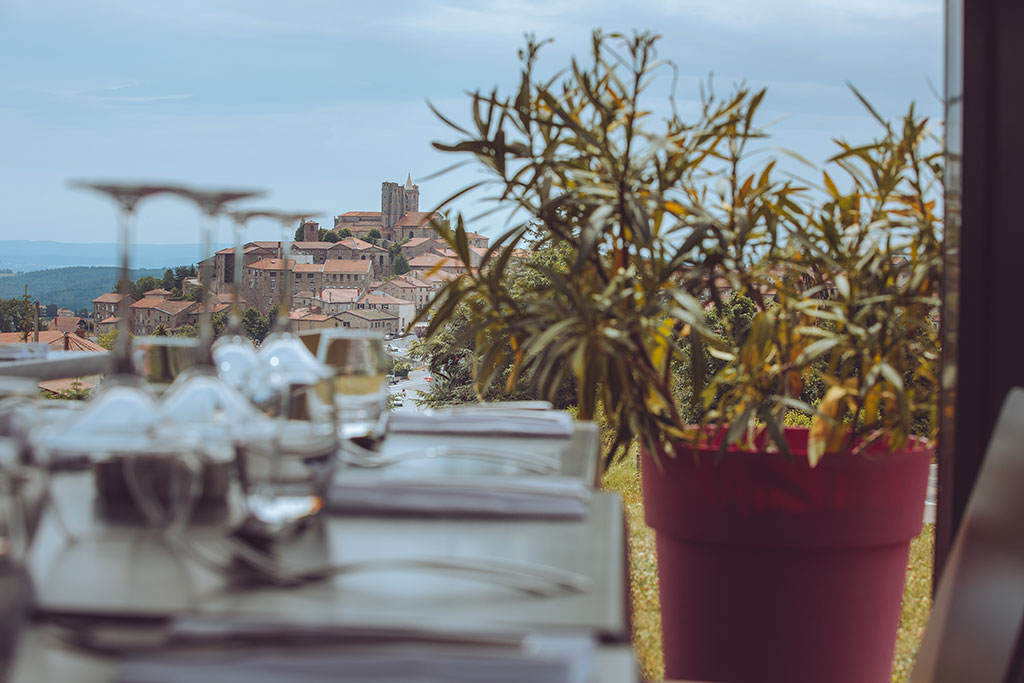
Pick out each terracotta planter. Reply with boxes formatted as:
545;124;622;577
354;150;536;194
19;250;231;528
640;427;931;683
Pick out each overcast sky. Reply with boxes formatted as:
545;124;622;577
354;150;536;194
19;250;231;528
0;0;943;247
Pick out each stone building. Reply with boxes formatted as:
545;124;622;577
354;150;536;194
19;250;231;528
356;292;415;332
92;292;137;326
377;274;436;311
335;308;399;333
381;175;420;232
328;237;390;277
244;258;375;314
129;298;198;335
213;242;279;294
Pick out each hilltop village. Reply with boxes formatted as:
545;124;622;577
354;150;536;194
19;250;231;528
90;178;489;338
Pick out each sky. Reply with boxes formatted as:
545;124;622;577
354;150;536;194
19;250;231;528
0;0;944;248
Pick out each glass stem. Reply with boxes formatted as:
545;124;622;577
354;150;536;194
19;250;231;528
228;220;245;336
273;223;293;334
114;207;135;375
196;211;217;366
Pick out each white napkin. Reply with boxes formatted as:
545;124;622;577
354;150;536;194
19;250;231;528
389;403;574;438
328;472;591;518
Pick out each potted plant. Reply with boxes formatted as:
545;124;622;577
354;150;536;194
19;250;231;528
417;31;941;683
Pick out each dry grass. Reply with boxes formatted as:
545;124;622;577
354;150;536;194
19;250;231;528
600;457;934;682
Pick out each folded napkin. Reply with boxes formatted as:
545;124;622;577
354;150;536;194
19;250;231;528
328;472;591;518
389;404;573;438
117;622;597;683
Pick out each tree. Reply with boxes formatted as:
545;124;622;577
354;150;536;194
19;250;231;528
323;230;340;243
0;297;32;334
294;225;305;241
96;328;127;351
49;378;91;401
161;268;176;290
44;304;57;318
134;275;161;297
392;252;410;275
241;307;272;343
337;228;352;238
173;324;198;338
153;325;169;337
368;228;381;240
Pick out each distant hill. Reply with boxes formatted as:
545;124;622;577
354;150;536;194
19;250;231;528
0;240;228;272
0;266;165;311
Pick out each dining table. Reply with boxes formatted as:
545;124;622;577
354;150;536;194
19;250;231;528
1;416;642;682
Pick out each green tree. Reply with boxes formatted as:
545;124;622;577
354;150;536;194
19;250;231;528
241;307;272;343
368;228;381;241
49;378;91;401
161;268;176;290
97;328;128;351
337;228;352;238
323;230;340;243
153;325;169;337
173;324;198;338
134;275;162;297
294;225;305;241
392;252;410;275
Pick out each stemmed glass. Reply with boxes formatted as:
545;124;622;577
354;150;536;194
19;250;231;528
157;189;266;467
32;182;185;540
211;209;269;391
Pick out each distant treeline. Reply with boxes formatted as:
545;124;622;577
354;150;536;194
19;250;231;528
0;266;167;312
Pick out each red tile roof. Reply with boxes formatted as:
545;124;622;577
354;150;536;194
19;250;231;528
51;317;84;333
0;330;106;352
129;298;197;315
331;237;379;251
338;211;381;217
92;292;135;304
324;260;372;274
395;211;443;228
293;241;332;250
339;308;398;321
143;288;171;296
247;258;295;271
38;377;97;395
320;288;361;303
359;292;409;305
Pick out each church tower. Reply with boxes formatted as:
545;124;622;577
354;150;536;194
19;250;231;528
381;175;419;230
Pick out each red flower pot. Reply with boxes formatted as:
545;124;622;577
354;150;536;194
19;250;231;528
640;427;931;683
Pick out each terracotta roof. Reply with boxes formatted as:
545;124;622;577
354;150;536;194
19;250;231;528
464;231;487;240
247;258;295;271
408;253;451;267
320;288;361;303
395;211;443;228
143;288;171;296
38;377;97;395
297;313;333;322
129;298;196;315
402;237;440;247
387;274;432;288
324;260;372;274
92;292;134;304
331;237;378;251
0;330;106;352
293;241;332;250
97;316;121;324
293;290;314;299
214;292;244;304
293;263;323;273
337;211;381;218
51;317;84;333
359;292;409;305
339;308;398;321
249;241;281;248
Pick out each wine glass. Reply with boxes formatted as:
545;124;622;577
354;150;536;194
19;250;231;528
157;188;266;466
316;329;391;444
32;182;183;540
212;209;270;392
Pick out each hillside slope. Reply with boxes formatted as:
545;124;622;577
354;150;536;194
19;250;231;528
0;267;165;311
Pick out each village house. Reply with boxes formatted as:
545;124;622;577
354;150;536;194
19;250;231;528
129;298;198;335
244;258;374;314
356;292;415;331
335;308;399;333
377;274;436;311
92;292;137;326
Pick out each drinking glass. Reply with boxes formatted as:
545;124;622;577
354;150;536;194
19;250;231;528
212;209;269;391
317;329;390;442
